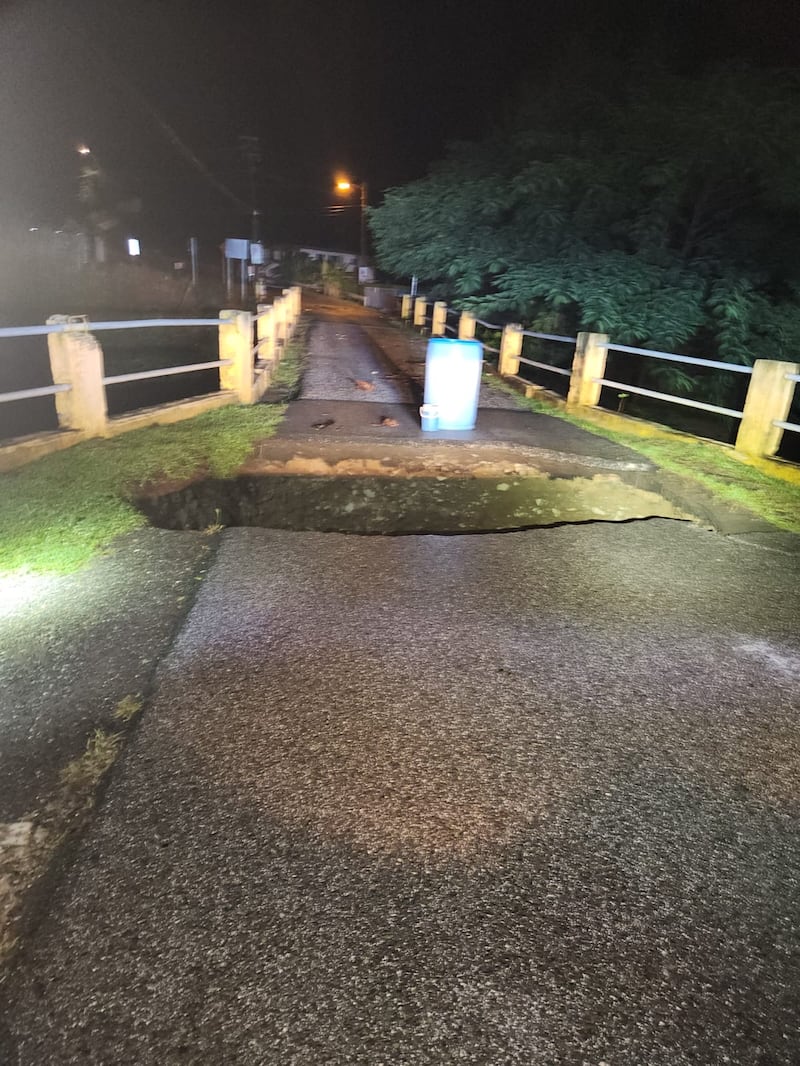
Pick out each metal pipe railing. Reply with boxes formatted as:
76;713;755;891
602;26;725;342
518;356;571;378
0;383;71;404
600;342;753;375
593;377;743;419
520;329;576;344
102;360;231;386
0;318;224;340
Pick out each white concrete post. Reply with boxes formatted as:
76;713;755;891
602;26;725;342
458;311;477;340
735;359;800;458
567;332;609;408
431;301;447;337
498;324;523;377
414;297;427;329
47;316;108;436
218;309;254;404
401;294;413;321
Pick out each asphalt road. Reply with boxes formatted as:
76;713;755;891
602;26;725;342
4;520;799;1065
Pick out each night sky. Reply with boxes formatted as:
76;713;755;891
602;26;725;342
1;0;799;257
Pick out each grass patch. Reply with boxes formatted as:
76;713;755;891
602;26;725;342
270;318;310;393
60;729;122;792
492;378;800;532
0;403;285;575
113;694;143;722
605;436;800;531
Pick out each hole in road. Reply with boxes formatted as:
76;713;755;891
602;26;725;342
136;474;691;535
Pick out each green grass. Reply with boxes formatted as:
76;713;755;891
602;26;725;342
0;403;285;575
494;380;800;532
60;729;122;793
605;435;800;532
270;318;310;392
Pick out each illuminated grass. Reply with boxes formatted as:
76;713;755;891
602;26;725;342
0;404;285;575
499;382;800;533
270;319;309;391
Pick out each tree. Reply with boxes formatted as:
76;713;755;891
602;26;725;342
369;66;800;373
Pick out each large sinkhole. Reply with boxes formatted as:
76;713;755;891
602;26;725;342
137;474;690;535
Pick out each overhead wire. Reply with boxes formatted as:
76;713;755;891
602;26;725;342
60;10;326;210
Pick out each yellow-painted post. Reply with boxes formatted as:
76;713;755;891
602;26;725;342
566;332;609;408
414;297;427;329
47;316;108;436
735;359;800;458
218;309;254;404
273;297;287;351
401;294;413;321
431;301;447;336
283;287;300;339
498;323;523;377
458;311;476;340
256;304;276;366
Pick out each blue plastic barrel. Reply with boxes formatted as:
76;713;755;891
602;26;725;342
422;338;483;431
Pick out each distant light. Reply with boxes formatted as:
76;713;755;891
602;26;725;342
28;227;38;232
127;237;141;257
77;144;91;155
336;180;352;192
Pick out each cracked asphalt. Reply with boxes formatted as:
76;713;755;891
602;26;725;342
2;299;799;1064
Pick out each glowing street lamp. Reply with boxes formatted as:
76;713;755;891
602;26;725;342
334;175;368;266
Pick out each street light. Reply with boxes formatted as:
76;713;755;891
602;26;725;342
334;176;368;267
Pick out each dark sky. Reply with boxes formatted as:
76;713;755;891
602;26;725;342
1;0;799;256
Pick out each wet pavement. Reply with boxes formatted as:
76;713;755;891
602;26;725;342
2;296;800;1064
3;522;800;1065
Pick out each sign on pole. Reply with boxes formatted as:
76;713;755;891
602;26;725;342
224;238;250;260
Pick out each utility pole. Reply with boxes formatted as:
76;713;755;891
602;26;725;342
358;180;368;269
238;134;262;244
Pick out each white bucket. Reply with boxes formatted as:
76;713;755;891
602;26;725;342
420;403;439;432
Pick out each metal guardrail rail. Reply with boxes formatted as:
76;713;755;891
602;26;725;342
0;383;71;405
592;378;744;419
0;318;224;339
600;341;754;375
518;356;571;378
102;360;231;386
593;341;755;420
521;329;576;344
0;318;229;405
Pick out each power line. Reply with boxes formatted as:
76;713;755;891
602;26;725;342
59;14;250;213
61;11;336;216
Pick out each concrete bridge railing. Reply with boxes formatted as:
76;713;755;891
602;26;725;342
0;286;302;472
399;296;800;463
